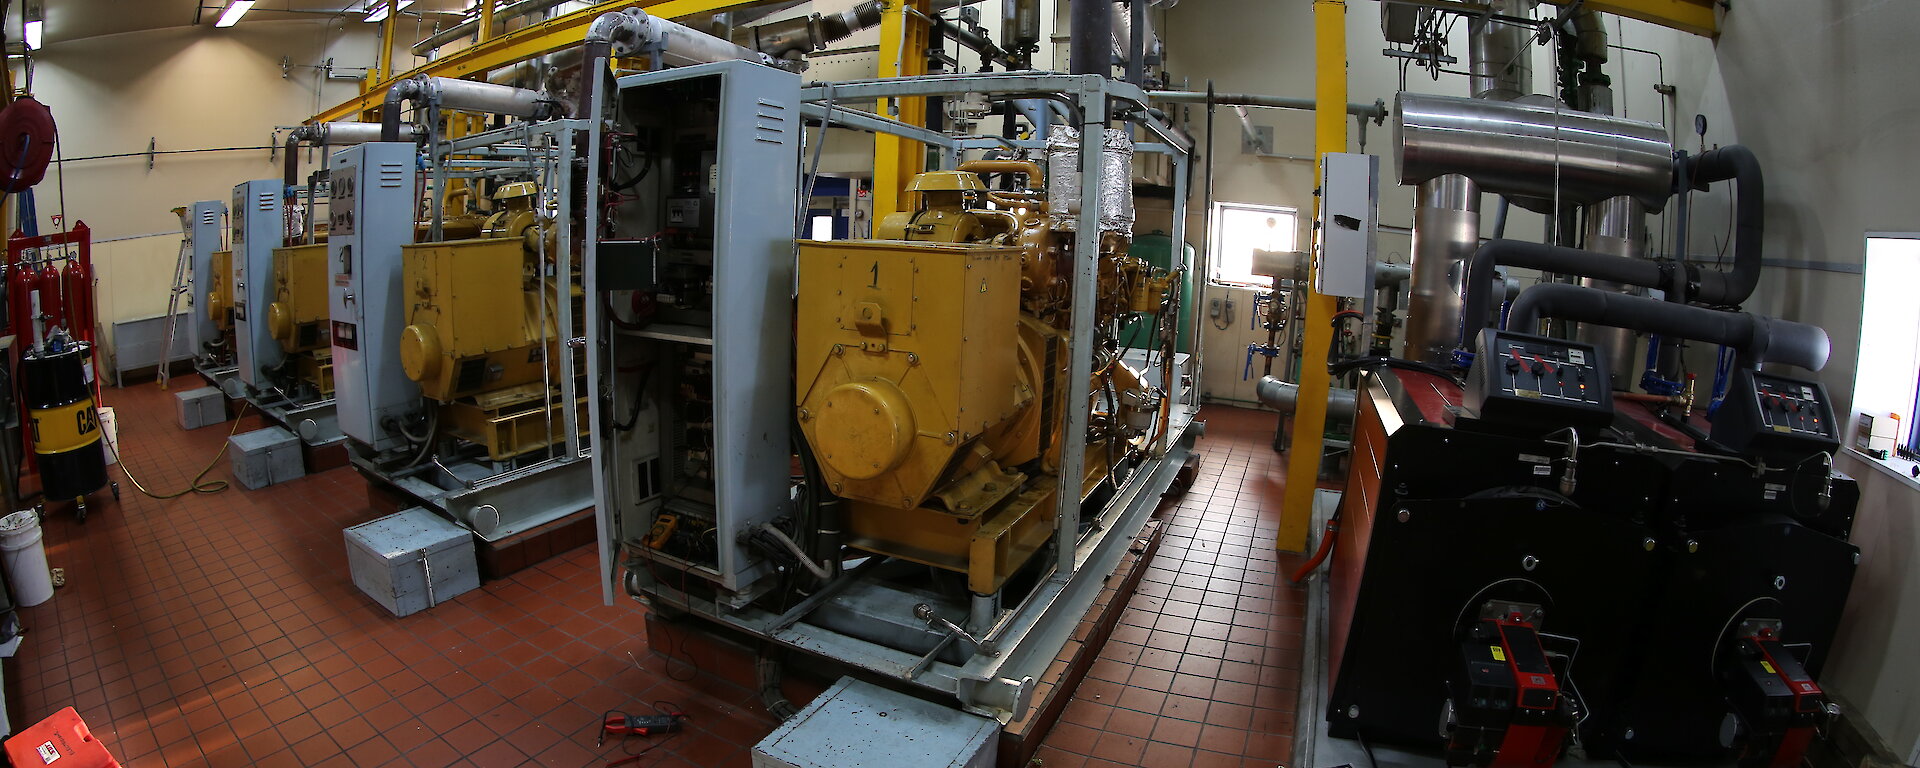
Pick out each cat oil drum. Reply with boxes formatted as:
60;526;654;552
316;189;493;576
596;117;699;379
22;343;114;521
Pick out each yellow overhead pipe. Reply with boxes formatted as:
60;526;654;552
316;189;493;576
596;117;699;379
871;0;932;222
1279;0;1347;553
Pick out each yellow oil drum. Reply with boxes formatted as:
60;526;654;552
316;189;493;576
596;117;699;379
23;343;108;514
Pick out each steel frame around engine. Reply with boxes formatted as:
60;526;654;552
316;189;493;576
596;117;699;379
592;72;1204;720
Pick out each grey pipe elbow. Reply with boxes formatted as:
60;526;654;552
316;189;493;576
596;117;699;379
1507;283;1829;372
1256;376;1357;423
380;79;423;142
1745;314;1830;372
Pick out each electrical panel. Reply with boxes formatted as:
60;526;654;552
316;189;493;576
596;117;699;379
1464;329;1613;431
1314;152;1379;299
328;142;422;452
231;179;284;388
187;200;227;357
1711;369;1839;463
592;60;800;603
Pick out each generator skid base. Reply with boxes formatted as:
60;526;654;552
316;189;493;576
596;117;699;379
626;426;1198;723
349;446;592;545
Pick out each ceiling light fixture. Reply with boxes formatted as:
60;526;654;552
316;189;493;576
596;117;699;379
214;0;255;28
23;20;41;49
363;0;415;23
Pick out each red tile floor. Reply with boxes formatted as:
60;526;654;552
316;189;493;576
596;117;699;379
4;379;1318;767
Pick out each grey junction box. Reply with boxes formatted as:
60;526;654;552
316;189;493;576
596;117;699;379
227;426;304;489
752;677;999;768
344;507;478;617
176;386;228;430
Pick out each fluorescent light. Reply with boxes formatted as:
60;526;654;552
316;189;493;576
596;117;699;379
23;20;41;50
214;0;255;27
363;0;414;23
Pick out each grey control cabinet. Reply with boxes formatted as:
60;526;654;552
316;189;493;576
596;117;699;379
186;200;227;357
590;60;799;604
328;142;422;453
1313;152;1380;300
232;179;284;389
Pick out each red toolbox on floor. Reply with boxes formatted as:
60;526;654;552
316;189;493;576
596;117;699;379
4;707;119;768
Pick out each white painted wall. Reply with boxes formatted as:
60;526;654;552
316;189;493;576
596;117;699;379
20;19;376;358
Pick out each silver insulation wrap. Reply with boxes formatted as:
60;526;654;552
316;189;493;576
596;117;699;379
1045;127;1135;234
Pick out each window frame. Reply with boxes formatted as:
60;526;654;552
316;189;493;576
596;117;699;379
1851;232;1920;471
1208;201;1300;287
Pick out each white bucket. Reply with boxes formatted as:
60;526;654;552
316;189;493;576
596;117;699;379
99;407;118;466
0;510;53;607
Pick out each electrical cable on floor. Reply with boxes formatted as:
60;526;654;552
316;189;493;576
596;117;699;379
634;562;700;683
103;401;250;499
1357;732;1381;768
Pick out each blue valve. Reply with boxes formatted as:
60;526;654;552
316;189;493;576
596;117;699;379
1244;343;1282;380
1640;370;1683;397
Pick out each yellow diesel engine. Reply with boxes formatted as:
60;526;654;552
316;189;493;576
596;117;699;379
397;182;583;461
207;249;234;337
797;165;1171;595
266;243;334;395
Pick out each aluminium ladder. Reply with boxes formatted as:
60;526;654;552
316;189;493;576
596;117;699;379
156;206;193;389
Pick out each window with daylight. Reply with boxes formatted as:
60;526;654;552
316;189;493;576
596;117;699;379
1210;202;1298;286
1849;234;1920;467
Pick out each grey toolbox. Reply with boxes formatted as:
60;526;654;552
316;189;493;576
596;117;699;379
227;426;303;489
345;507;479;617
176;386;228;430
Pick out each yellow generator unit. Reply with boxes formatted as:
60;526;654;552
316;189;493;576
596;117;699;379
797;239;1060;594
267;243;334;395
397;183;582;461
797;165;1171;597
207;249;233;335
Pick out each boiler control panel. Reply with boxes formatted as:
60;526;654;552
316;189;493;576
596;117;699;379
1710;369;1838;462
1464;329;1613;431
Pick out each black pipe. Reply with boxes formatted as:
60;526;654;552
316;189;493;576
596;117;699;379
1069;0;1110;76
379;80;419;142
1460;239;1664;346
1685;145;1763;306
1126;0;1146;86
282;132;301;190
1507;283;1828;372
1659;149;1692;378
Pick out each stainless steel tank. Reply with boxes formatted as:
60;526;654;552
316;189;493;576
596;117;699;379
1579;195;1649;389
1394;92;1673;213
1403;174;1481;365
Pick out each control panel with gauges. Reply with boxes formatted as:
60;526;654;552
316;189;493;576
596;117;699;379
1711;369;1839;463
1463;329;1614;431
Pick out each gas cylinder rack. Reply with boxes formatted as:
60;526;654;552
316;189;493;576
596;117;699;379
5;223;119;520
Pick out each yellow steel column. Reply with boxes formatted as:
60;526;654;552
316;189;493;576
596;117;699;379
872;0;930;222
1279;0;1347;553
480;0;497;42
379;3;399;86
